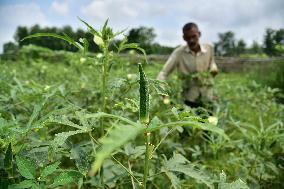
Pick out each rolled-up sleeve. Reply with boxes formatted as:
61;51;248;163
157;51;178;81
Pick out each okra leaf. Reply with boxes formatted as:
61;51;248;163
70;147;90;175
4;143;13;169
21;33;83;50
148;79;170;96
78;17;100;36
16;156;36;179
162;153;213;189
146;120;229;140
40;162;60;178
120;43;147;63
8;180;34;189
52;130;88;147
50;172;74;187
90;124;144;175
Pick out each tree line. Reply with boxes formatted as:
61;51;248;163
214;29;284;57
3;25;284;56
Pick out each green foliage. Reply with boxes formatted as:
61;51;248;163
91;123;144;174
1;20;283;189
218;171;249;189
40;162;60;178
263;28;284;56
4;143;13;169
251;59;284;94
162;153;213;188
50;171;81;187
8;180;35;189
21;33;83;50
16;156;36;179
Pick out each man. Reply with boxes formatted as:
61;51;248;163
157;22;218;110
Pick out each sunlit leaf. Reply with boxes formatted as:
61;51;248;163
21;33;83;50
90;124;143;175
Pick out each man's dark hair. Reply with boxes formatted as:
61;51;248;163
182;22;199;34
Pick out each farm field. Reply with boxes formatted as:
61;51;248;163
0;44;283;189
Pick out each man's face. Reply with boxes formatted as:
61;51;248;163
183;27;200;48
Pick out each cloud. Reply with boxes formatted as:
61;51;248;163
79;0;283;47
0;0;283;53
50;0;70;16
0;3;48;26
0;3;48;52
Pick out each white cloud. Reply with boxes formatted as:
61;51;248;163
0;3;48;26
0;3;48;52
0;0;283;53
80;0;143;25
79;0;283;47
50;0;70;16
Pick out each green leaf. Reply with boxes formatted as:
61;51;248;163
138;63;150;124
8;180;34;189
46;115;88;130
4;143;13;169
78;17;100;36
147;120;229;140
27;104;42;129
40;162;60;178
120;43;147;62
30;183;40;189
161;169;181;189
90;124;144;175
21;33;83;50
102;18;109;34
52;130;88;147
84;112;140;127
78;177;84;189
16;156;36;179
70;147;89;175
79;38;89;54
148;79;169;96
218;179;249;189
218;171;249;189
162;153;213;189
50;172;74;187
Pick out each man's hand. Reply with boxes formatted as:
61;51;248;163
210;69;218;77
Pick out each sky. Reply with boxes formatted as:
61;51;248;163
0;0;283;53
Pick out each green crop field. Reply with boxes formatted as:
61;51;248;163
0;21;283;189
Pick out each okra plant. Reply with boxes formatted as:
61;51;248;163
4;18;235;189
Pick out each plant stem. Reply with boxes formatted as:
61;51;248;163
99;49;108;187
143;131;151;189
128;160;136;189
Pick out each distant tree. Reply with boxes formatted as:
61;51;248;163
263;28;275;56
249;41;263;54
3;42;18;54
14;26;29;47
235;39;246;55
127;27;157;53
214;31;236;56
9;25;174;54
263;28;284;56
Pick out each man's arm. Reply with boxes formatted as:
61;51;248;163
209;45;218;77
157;49;178;104
157;49;178;81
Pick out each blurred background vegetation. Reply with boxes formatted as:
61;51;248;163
2;25;284;57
